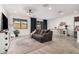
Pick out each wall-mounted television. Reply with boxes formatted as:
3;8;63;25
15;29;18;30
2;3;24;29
1;13;8;30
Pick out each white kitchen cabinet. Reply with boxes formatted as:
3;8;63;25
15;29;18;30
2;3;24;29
0;31;10;54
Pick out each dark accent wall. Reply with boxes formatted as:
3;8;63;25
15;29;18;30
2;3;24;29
31;18;36;33
43;20;47;29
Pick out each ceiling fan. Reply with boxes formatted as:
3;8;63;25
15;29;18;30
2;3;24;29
24;7;35;16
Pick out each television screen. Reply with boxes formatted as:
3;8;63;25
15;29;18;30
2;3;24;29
2;13;8;30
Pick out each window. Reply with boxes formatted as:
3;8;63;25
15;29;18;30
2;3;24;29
20;20;28;29
36;21;42;30
13;18;28;29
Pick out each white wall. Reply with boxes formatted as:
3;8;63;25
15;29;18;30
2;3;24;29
48;14;79;36
8;13;31;36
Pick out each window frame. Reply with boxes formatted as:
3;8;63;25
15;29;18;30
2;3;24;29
13;18;28;29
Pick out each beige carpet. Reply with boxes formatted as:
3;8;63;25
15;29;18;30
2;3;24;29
7;35;79;54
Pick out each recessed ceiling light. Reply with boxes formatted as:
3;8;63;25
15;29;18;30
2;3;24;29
74;10;78;14
14;11;17;13
48;7;52;10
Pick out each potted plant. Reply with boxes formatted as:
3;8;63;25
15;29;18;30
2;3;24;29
13;30;20;37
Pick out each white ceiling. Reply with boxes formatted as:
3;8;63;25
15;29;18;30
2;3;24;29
1;4;79;19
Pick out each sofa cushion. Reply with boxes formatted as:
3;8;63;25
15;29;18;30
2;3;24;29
35;30;41;34
40;30;44;35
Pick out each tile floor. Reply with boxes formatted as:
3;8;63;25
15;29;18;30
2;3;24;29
7;34;79;54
